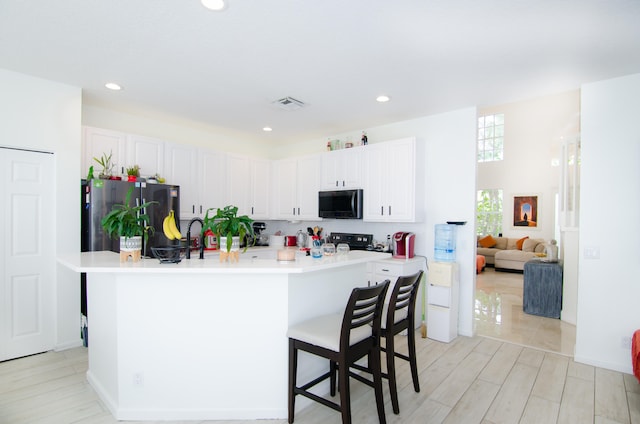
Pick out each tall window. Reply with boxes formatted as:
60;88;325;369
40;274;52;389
477;189;503;236
478;113;504;162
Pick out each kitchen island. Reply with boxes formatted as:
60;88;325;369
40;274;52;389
58;249;390;421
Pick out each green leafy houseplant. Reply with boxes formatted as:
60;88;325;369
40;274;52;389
101;186;157;242
126;165;140;177
94;151;115;179
202;205;254;252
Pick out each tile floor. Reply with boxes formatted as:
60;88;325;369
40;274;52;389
474;267;576;356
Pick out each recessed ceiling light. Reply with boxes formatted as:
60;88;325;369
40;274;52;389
263;127;273;132
376;95;390;103
105;82;122;91
201;0;226;11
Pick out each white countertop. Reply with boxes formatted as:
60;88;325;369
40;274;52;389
58;248;391;274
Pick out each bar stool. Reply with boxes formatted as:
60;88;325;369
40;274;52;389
287;280;390;424
382;270;424;414
352;271;424;414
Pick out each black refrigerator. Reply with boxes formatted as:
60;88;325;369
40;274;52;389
80;179;180;345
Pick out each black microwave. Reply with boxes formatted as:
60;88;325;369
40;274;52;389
318;189;363;219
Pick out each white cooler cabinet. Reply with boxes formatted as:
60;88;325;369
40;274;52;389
427;262;459;342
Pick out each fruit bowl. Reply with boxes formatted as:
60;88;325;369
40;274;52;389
151;246;187;264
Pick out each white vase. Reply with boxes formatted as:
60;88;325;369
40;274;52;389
120;236;142;251
119;236;143;262
218;236;240;252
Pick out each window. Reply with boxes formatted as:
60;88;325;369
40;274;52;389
477;113;504;162
477;189;503;236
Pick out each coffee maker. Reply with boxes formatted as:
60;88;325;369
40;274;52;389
392;232;415;259
252;222;269;246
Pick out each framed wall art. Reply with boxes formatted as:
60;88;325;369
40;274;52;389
513;195;538;227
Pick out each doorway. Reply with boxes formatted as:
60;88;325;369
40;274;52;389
0;148;55;361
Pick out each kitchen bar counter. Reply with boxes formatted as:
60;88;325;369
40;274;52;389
58;248;387;274
59;249;390;421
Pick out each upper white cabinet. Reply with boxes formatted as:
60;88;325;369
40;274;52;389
198;149;227;217
363;137;416;222
165;142;200;219
126;134;165;178
320;147;362;190
225;154;271;220
273;155;321;220
249;158;271;219
82;127;126;178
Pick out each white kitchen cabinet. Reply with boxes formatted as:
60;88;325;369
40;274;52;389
198;149;226;217
225;154;271;219
249;158;271;219
226;153;251;216
165;142;200;219
367;257;427;330
320;147;362;190
273;155;321;220
82;127;126;178
125;134;164;178
363;137;416;222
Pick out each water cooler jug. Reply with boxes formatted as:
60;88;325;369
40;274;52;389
434;224;456;262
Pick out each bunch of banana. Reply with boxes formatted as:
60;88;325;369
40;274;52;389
162;210;182;240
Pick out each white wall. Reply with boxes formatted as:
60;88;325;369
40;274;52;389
477;90;581;241
0;68;82;350
576;73;640;373
83;104;271;158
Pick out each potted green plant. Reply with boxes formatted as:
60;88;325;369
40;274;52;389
94;151;116;179
202;205;254;259
101;186;157;262
126;164;141;182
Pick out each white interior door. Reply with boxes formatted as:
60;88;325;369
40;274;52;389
0;148;55;361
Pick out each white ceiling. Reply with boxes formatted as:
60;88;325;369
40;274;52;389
1;0;639;145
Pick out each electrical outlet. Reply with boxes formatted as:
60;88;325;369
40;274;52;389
584;246;600;259
133;372;144;386
621;337;632;349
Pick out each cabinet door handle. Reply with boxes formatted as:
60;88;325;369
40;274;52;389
297;207;300;215
381;268;390;272
251;206;254;214
335;181;338;187
388;205;391;215
199;205;203;214
192;205;195;214
292;207;295;215
342;180;345;187
380;206;384;215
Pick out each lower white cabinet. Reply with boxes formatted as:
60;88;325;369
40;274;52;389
367;257;427;329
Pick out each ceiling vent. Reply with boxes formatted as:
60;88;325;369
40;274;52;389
272;96;306;111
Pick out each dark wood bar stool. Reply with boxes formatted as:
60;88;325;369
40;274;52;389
352;270;424;414
287;280;390;424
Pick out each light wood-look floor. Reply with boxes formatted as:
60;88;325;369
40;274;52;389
0;268;632;423
2;331;639;424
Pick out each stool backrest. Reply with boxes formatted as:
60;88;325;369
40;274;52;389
386;270;424;330
340;280;390;352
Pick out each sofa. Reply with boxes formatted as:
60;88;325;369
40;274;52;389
476;235;557;272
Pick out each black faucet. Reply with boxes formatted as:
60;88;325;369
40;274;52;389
186;218;204;259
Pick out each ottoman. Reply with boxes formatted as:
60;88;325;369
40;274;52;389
476;255;486;274
523;259;563;318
